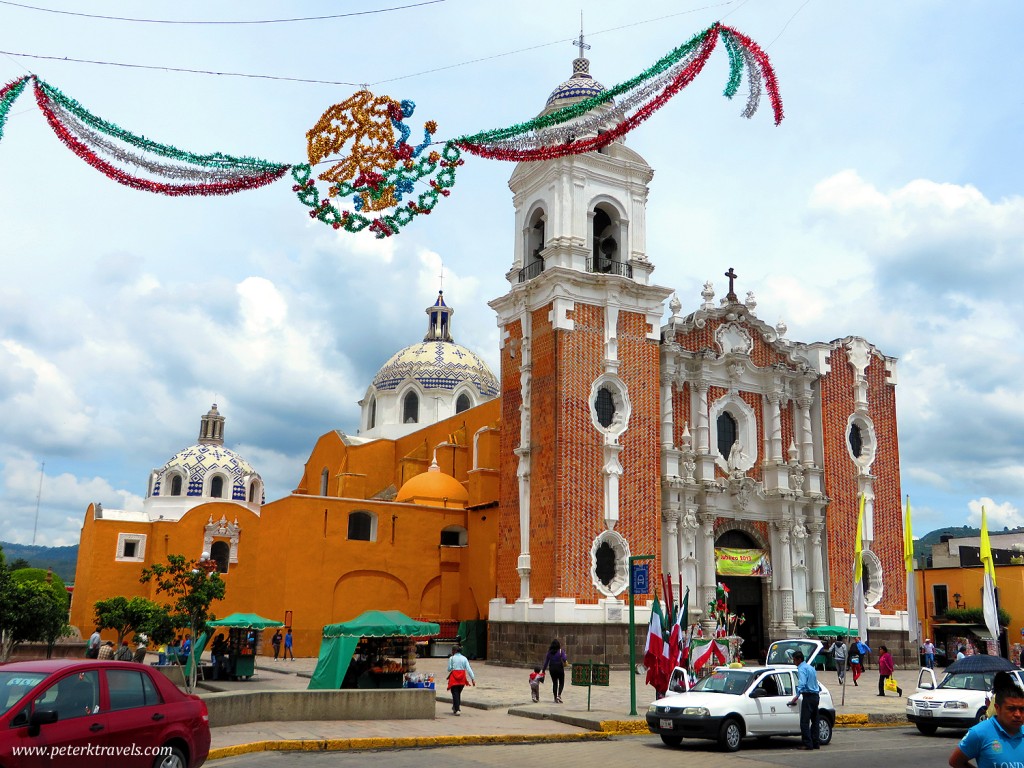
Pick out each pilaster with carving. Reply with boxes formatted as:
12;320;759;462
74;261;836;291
700;511;718;636
808;519;827;625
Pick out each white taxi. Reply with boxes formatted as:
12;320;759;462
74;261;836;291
906;665;1024;735
646;639;835;752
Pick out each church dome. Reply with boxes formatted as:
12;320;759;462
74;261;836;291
148;405;263;507
545;56;607;108
396;454;468;508
371;341;499;397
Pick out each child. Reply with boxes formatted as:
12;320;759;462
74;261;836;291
529;667;545;702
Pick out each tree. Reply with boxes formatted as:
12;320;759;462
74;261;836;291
93;596;161;646
0;580;71;661
141;554;225;692
0;545;15;661
7;557;31;571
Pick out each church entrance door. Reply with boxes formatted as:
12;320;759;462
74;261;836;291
718;575;765;662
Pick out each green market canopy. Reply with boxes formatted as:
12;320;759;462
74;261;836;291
207;613;285;630
804;625;859;638
308;610;440;690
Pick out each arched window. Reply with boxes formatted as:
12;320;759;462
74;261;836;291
456;393;471;414
210;476;224;498
248;481;260;503
716;529;758;549
347;511;376;542
210;541;230;574
320;468;330;496
595;541;616;587
592;205;619;272
403;391;419;424
368;396;377;430
717;412;738;460
440;525;468;546
170;475;183;496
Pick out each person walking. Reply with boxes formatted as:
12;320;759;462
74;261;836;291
283;628;294;660
878;644;901;697
949;671;1024;768
789;650;821;750
541;639;567;703
922;638;936;669
831;638;848;685
851;639;870;686
87;628;102;659
446;644;475;716
271;629;283;661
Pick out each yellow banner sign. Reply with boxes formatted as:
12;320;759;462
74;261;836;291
715;547;772;577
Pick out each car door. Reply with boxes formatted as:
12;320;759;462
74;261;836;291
27;670;109;768
749;672;800;733
101;668;169;768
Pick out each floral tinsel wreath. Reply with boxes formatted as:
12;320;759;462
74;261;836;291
292;90;462;238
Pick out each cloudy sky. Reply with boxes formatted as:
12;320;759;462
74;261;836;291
0;0;1021;547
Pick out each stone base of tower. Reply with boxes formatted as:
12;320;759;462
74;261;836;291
488;621;648;668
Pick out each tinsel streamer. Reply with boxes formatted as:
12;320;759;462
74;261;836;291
0;76;30;143
53;101;268;184
456;28;721;162
38;78;285;172
718;26;783;125
456;22;784;162
33;80;289;196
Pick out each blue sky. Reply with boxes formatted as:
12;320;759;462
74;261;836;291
0;0;1022;546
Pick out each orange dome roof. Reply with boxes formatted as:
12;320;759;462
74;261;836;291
396;454;468;508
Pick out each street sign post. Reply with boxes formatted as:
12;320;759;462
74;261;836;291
628;554;655;716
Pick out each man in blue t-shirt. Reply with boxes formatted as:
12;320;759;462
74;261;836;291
949;672;1024;768
789;650;822;750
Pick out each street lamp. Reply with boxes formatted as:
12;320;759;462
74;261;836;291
953;593;963;609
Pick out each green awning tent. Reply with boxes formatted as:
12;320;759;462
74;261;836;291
804;625;859;638
308;610;440;690
207;613;285;630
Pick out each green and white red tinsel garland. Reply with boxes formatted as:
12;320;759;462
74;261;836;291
454;22;783;162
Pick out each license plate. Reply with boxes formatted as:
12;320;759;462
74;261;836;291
660;719;674;729
917;709;932;717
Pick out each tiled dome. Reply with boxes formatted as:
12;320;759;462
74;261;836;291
153;443;259;500
546;56;607;107
371;341;499;397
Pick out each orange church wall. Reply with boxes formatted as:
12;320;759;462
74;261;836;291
496;318;523;603
529;303;560;600
820;345;904;615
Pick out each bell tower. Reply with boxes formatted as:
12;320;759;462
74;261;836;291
489;44;673;662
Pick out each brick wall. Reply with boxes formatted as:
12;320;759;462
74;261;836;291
488;621;650;667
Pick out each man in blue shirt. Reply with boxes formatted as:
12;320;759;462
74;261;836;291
949;672;1024;768
789;650;821;750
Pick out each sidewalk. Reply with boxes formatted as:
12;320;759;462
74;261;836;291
205;656;911;759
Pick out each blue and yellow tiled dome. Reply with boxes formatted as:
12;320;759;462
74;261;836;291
546;56;607;108
371;340;498;397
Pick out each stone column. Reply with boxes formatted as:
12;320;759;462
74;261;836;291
680;506;700;600
773;519;796;632
695;380;710;455
808;519;827;625
662;507;680;591
767;392;783;462
797;394;814;467
700;511;718;637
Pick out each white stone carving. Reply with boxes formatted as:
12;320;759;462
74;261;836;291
715;322;754;356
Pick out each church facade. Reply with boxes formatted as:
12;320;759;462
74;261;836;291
70;49;909;664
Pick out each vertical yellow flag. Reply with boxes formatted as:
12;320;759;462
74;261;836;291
852;494;866;637
981;506;1000;645
904;497;918;642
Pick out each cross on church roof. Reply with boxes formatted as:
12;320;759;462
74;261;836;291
573;13;590;59
725;267;739;301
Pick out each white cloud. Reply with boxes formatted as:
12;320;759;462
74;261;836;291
967;498;1024;530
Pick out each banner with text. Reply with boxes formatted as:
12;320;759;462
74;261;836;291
715;547;772;577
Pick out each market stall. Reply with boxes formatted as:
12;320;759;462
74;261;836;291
308;610;440;690
206;613;285;680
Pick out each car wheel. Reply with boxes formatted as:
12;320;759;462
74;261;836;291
976;708;989;724
660;734;683;747
915;722;939;736
816;713;833;745
718;718;743;752
153;746;187;768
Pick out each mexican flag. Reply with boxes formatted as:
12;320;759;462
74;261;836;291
645;595;668;691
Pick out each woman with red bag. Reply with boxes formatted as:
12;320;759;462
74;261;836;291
446;645;476;716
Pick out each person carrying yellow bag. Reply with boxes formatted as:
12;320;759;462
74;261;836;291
878;645;902;697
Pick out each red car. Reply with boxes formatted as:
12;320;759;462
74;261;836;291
0;659;210;768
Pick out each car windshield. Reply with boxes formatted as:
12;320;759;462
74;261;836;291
937;672;995;691
0;671;46;716
690;670;754;695
767;640;819;666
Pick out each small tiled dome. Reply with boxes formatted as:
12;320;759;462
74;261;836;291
546;57;607;108
371;341;498;397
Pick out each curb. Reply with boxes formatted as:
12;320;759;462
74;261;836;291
208;731;613;759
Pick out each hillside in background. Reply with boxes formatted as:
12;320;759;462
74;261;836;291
1;541;78;583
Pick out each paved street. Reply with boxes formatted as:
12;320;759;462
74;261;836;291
213;726;959;767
